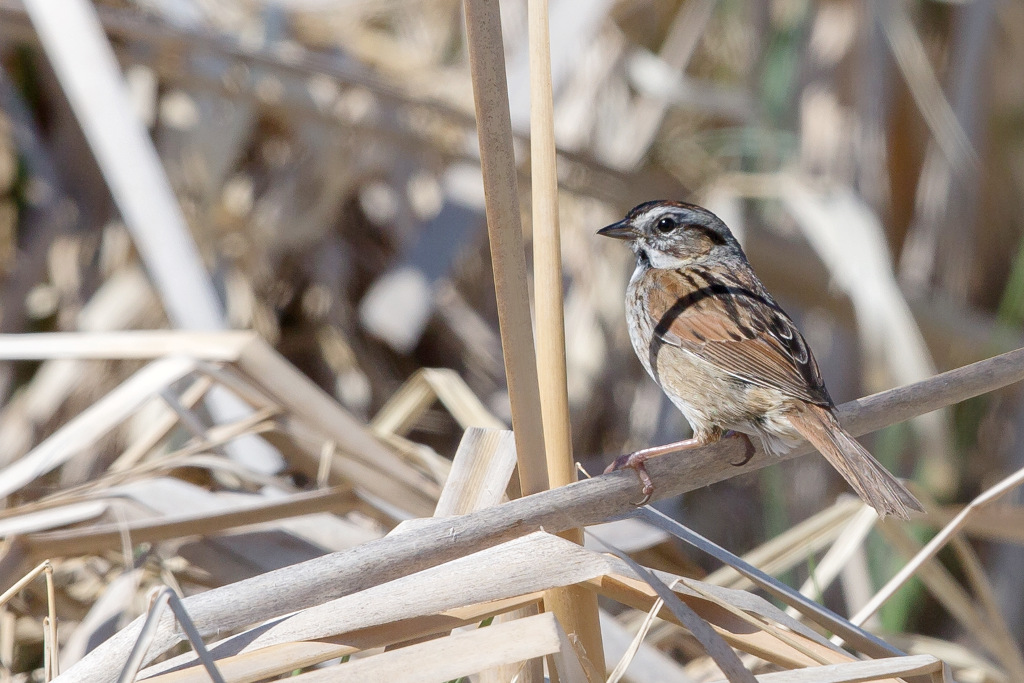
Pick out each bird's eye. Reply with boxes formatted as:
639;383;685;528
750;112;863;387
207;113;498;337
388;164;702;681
655;216;676;233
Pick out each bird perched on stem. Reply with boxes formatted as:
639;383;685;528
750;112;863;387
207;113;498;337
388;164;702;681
600;200;922;520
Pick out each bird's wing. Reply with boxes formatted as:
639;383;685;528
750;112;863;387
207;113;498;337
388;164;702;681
643;266;832;406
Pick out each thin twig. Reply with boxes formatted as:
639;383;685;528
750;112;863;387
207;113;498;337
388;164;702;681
0;560;52;608
45;567;58;678
43;616;52;682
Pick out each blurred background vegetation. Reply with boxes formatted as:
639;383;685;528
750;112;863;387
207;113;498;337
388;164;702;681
1;0;1023;680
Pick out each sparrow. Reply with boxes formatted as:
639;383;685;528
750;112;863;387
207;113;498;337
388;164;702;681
600;200;922;519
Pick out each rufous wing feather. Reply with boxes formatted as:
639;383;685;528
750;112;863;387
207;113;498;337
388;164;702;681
788;403;923;520
644;267;832;405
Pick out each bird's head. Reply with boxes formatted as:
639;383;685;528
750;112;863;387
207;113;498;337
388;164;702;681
598;200;744;269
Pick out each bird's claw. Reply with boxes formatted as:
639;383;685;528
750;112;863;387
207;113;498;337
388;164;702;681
726;431;756;466
605;452;655;506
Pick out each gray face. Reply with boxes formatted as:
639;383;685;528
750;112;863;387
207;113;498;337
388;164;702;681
599;201;743;269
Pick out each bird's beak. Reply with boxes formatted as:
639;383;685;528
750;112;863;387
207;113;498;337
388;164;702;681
597;219;636;240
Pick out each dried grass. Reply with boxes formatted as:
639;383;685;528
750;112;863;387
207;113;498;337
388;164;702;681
0;1;1022;682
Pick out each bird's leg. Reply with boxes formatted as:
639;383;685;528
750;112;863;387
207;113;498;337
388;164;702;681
604;434;713;506
725;430;756;466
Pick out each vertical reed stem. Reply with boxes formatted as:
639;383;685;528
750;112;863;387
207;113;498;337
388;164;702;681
528;0;606;674
462;0;548;494
529;3;572;493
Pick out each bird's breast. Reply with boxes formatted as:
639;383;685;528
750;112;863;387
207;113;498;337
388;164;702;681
624;267;797;437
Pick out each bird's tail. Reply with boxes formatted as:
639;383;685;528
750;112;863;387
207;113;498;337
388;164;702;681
788;403;923;520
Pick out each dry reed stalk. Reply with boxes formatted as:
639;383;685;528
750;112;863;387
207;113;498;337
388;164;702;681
2;560;59;678
529;0;573;497
704;498;864;590
138;532;854;681
792;505;879;613
851;460;1024;643
45;564;57;678
120;588;225;683
528;0;605;671
429;427;544;682
0;333;439;516
0;560;51;610
431;428;517;517
590;571;859;671
22;0;286;480
16;487;358;564
369;368;505;437
944;536;1023;677
21;0;223;330
705;655;946;683
872;521;1024;678
141;594;546;683
463;0;548;500
282;612;586;683
592;542;757;682
56;346;1024;682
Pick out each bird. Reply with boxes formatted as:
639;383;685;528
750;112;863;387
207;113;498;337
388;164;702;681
599;200;923;519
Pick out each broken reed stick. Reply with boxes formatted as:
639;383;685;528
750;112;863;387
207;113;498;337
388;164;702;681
527;0;605;673
56;346;1024;683
463;0;548;497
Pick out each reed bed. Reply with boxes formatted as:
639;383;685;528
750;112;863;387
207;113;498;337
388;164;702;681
0;1;1023;682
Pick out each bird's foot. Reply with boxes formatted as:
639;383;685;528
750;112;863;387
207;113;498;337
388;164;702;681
726;431;756;466
604;437;701;506
604;451;655;505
